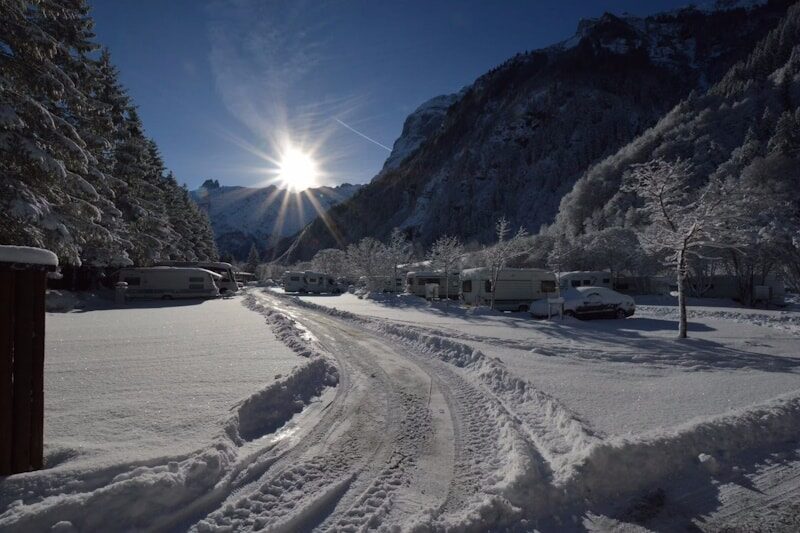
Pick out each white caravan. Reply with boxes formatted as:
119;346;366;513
405;271;460;299
460;268;557;311
282;271;306;293
156;261;239;294
558;271;613;291
119;267;221;300
282;271;342;294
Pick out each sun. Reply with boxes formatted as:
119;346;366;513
277;148;318;191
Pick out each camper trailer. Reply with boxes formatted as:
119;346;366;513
558;271;613;291
282;271;342;294
119;267;221;300
156;261;238;294
405;271;460;299
461;268;557;311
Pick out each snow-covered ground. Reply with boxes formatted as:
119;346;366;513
40;295;302;469
289;291;800;436
2;288;798;531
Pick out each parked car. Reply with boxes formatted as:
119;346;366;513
529;286;635;319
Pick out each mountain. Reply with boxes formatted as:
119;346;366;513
191;180;361;259
380;93;461;173
552;1;800;237
279;0;792;262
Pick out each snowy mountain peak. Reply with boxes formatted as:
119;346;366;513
380;92;462;173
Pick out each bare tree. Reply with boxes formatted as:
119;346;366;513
428;235;463;306
483;217;530;309
384;228;411;288
346;237;388;291
311;248;348;279
624;158;746;338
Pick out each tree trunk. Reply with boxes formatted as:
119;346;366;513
677;251;688;339
444;268;450;309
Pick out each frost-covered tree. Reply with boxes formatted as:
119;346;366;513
624;158;747;338
0;2;217;268
312;248;348;279
483;217;529;309
346;237;387;290
428;235;463;304
384;228;411;285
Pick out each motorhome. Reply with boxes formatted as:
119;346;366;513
460;268;557;311
558;271;613;291
282;271;306;293
358;276;403;293
119;267;221;300
405;271;460;299
282;271;342;294
156;261;238;294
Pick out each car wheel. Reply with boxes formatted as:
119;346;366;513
616;308;627;319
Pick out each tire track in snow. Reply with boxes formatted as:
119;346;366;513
189;296;452;531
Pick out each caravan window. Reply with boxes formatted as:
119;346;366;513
462;280;472;293
602;278;610;284
541;280;556;293
308;277;317;283
582;280;591;286
189;277;204;282
290;276;300;282
571;280;581;287
124;276;141;286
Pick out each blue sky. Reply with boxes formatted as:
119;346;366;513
89;0;691;190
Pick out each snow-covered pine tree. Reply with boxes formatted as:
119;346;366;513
1;0;108;264
1;2;218;268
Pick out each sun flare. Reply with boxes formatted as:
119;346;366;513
277;148;318;191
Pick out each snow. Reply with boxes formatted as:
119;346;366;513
37;295;303;469
270;289;800;528
287;290;800;436
3;285;798;530
0;245;58;267
0;293;338;531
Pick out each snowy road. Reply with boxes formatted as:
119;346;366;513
185;291;551;530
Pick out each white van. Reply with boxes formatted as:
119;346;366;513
558;271;613;291
406;271;460;299
119;267;221;300
460;267;557;311
156;261;239;294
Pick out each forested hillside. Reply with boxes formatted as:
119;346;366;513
281;0;792;261
554;1;800;236
0;1;217;267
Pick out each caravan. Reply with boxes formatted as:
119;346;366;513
282;271;342;294
119;267;221;300
558;271;613;291
460;268;557;311
156;261;239;294
405;271;460;299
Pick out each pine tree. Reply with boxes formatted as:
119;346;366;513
246;243;260;273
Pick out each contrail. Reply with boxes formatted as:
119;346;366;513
334;118;392;151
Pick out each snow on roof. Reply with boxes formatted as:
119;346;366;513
0;245;58;267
